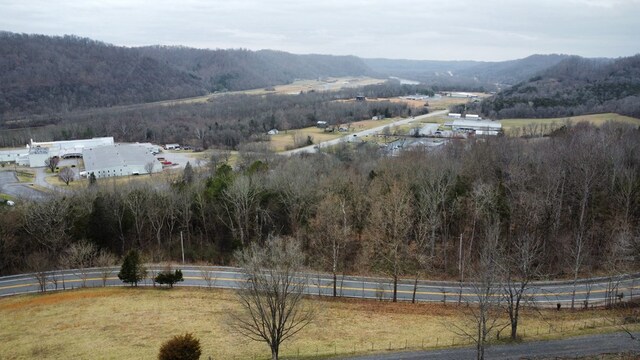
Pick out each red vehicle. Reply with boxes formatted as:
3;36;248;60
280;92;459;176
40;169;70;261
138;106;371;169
161;161;172;165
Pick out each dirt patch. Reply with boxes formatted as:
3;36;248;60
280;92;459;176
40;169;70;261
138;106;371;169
0;288;124;311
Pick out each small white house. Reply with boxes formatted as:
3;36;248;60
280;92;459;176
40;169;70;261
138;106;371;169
267;129;279;135
316;121;328;129
164;143;180;150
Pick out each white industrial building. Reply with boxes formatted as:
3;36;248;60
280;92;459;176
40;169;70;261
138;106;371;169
6;137;116;167
446;119;502;136
83;144;162;178
0;148;28;163
29;137;114;158
17;147;50;167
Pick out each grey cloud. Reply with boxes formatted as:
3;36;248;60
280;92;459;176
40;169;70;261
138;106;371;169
0;0;638;60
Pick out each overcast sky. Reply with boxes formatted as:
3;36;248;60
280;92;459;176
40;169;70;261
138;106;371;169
1;0;638;61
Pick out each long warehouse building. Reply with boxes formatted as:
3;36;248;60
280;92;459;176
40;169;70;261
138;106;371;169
83;144;162;178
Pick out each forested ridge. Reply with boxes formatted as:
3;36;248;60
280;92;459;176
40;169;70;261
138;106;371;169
138;46;372;92
363;54;572;91
478;55;640;119
2;123;638;285
0;32;207;118
0;32;372;120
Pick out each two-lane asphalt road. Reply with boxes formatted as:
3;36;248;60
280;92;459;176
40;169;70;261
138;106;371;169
1;266;639;308
282;110;449;156
345;331;640;360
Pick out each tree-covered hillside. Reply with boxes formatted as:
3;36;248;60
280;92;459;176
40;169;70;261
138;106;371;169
138;47;372;92
479;55;640;119
0;32;207;118
0;32;372;120
364;54;571;91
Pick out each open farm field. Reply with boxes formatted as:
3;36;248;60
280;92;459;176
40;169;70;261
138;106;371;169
269;118;397;152
346;93;489;111
240;76;386;96
502;113;640;135
0;287;637;360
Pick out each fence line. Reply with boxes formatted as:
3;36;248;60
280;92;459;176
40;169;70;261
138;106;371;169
205;316;634;360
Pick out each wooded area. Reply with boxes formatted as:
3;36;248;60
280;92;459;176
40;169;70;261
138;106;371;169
0;82;427;148
0;32;372;121
478;55;640;119
2;122;638;287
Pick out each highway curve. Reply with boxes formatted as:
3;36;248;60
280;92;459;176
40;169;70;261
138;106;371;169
1;266;639;308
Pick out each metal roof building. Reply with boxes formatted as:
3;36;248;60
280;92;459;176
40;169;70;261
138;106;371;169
83;144;161;178
446;119;502;136
0;148;28;163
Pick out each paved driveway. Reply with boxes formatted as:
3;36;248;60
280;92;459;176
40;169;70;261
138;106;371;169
0;170;47;200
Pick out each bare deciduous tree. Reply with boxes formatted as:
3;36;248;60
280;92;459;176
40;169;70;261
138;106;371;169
95;249;117;287
26;251;52;292
61;240;97;287
22;196;72;253
58;167;74;185
502;233;542;340
222;175;261;247
453;221;504;360
310;193;352;297
144;161;155;176
231;236;314;360
200;267;217;288
44;156;59;173
367;179;413;302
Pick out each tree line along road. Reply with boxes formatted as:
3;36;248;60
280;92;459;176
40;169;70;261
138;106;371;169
1;266;639;308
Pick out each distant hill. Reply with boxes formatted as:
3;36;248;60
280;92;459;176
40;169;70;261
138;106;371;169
478;55;640;119
0;32;207;118
364;55;572;91
137;47;372;92
0;32;372;120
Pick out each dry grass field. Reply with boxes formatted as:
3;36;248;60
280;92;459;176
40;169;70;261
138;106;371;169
231;77;386;97
501;113;640;135
269;118;397;152
0;287;637;360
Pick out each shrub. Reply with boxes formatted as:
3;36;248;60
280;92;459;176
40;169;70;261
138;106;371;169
158;333;202;360
155;269;184;288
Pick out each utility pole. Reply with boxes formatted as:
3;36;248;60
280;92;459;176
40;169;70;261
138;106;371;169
458;233;464;305
180;231;185;264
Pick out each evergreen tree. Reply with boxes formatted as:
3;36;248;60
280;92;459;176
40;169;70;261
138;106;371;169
155;269;184;288
88;172;97;186
183;162;194;185
118;250;146;286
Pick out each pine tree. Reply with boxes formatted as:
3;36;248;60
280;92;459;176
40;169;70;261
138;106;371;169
88;172;97;186
182;162;194;185
118;250;146;286
155;269;184;288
